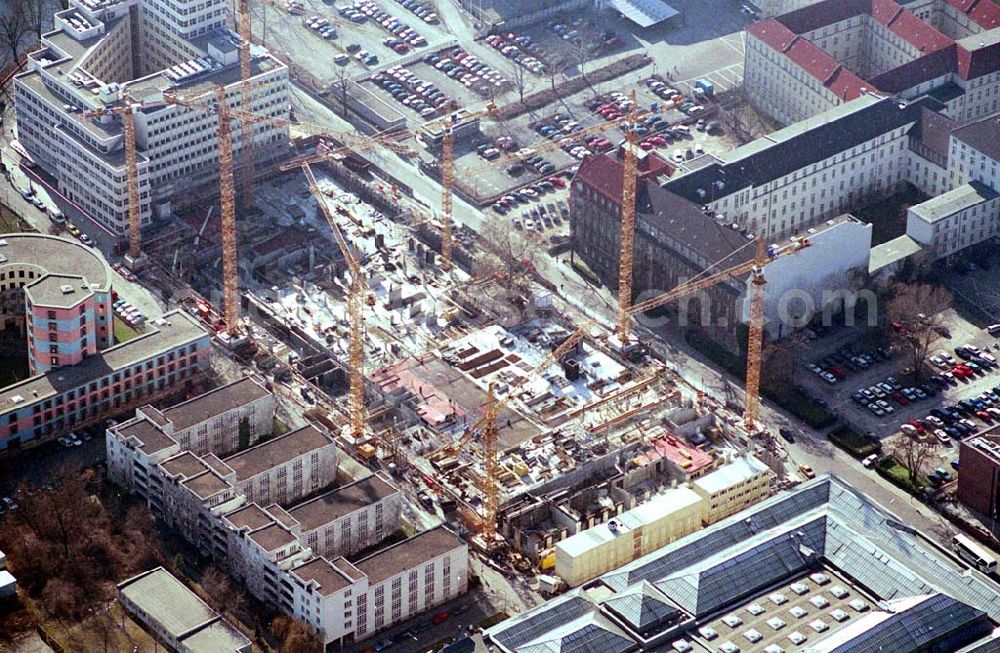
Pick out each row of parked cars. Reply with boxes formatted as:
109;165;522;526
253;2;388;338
807;344;895;385
492;174;573;213
390;0;438;23
851;375;936;417
532;114;615;161
492;177;566;213
475;135;519;161
505;151;557;177
114;297;146;329
371;66;454;117
486;33;547;74
512;201;566;232
304;15;337;39
425;48;511;96
352;0;428;47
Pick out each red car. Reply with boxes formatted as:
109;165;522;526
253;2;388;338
977;409;994;422
431;611;449;625
547;176;565;188
954;365;974;378
890;391;909;406
905;419;925;434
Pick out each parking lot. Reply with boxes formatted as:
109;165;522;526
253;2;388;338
254;0;456;84
800;310;1000;458
451;72;739;203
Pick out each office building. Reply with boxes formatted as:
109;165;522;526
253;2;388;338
13;0;290;238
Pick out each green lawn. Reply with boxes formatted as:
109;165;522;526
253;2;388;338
0;354;29;386
113;319;140;345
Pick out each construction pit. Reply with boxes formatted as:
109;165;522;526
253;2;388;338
147;157;775;567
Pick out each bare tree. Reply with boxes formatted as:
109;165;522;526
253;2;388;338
889;433;935;486
761;332;805;389
0;4;29;69
22;0;56;42
884;282;953;380
477;215;540;295
511;63;527;104
545;57;567;94
271;616;322;653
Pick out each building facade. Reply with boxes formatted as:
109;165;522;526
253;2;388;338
744;0;1000;128
286;474;403;559
958;433;1000;521
13;0;290;238
0;305;210;452
555;488;705;587
0;235;113;374
692;455;773;525
106;375;276;490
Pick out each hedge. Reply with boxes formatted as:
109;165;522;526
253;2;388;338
828;425;880;459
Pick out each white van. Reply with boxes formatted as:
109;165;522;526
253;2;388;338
48;206;65;223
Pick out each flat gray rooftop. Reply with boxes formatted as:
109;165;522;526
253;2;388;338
118;567;217;637
287;474;398;532
23;274;94;309
163;376;270;432
355;526;464;586
0;234;109;290
222;424;332;480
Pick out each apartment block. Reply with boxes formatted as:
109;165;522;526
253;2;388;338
744;0;1000;127
0;300;210;452
286;474;403;559
211;477;454;647
106;375;275;490
223;425;339;506
13;0;289;238
0;234;114;376
288;527;469;644
162;376;275;456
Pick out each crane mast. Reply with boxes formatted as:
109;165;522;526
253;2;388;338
440;118;454;271
301;162;367;443
481;383;499;544
743;238;768;431
616;104;639;341
215;85;241;337
237;0;255;210
121;95;142;263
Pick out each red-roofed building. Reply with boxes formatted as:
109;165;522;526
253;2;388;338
947;0;1000;31
745;0;1000;126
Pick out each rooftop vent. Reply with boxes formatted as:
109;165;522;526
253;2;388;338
60;284;75;294
10;395;24;404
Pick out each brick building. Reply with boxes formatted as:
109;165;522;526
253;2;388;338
958;432;1000;520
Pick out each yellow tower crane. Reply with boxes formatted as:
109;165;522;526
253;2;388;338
84;93;143;265
163;87;270;338
420;103;499;271
626;236;810;431
301;161;368;443
616;100;640;342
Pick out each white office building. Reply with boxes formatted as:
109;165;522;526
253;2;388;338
13;0;290;239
